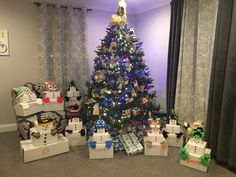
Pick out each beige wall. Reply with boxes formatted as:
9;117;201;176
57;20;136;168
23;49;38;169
0;0;39;125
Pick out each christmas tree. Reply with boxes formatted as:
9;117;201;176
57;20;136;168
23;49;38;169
84;0;160;131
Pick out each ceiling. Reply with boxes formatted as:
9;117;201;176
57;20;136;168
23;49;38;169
51;0;170;14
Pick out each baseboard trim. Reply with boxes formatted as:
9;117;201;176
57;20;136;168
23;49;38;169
0;123;17;133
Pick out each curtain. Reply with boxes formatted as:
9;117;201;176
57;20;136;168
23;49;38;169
37;3;89;93
175;0;218;124
166;0;184;116
206;0;236;169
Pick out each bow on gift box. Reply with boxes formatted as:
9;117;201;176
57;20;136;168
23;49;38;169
179;147;190;160
200;153;212;167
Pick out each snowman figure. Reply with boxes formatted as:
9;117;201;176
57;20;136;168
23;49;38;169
162;116;183;139
42;81;63;103
145;118;166;147
88;119;113;150
30;116;59;147
144;118;168;156
65;80;81;102
14;86;43;109
66;117;85;136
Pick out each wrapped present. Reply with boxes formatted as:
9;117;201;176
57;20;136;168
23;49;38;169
65;81;80;98
65;81;82;107
13;86;43;117
144;120;168;156
118;132;143;156
17;111;67;140
30;117;59;147
180;127;211;172
20;134;69;163
66;118;86;146
164;133;184;148
88;119;113;159
162;110;183;147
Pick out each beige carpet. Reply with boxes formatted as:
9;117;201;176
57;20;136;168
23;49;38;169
0;131;235;177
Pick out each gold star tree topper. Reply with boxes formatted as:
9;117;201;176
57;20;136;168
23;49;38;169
110;0;128;26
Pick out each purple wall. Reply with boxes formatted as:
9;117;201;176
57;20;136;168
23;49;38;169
87;5;170;111
135;5;170;111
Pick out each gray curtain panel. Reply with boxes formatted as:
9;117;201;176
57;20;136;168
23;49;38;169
37;3;89;93
166;0;184;117
206;0;236;169
175;0;218;124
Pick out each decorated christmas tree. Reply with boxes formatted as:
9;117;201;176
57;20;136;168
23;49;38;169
84;0;160;131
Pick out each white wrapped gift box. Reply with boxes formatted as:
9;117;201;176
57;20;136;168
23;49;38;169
66;88;80;98
88;142;113;159
66;119;83;132
20;134;69;163
88;134;113;159
44;91;61;100
66;132;86;146
146;132;166;144
144;133;168;156
185;138;207;156
165;124;180;134
44;101;64;111
14;101;44;117
144;137;168;156
92;132;111;143
166;133;184;147
30;128;58;147
180;148;211;172
66;119;86;146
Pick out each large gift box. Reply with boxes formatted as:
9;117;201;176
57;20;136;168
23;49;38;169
163;117;184;147
165;133;184;148
12;86;44;116
65;118;86;146
179;128;211;172
17;111;67;140
14;102;43;117
87;119;113;159
20;134;69;163
119;133;143;156
144;132;168;156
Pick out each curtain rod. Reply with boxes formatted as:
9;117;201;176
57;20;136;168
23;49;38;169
33;2;93;11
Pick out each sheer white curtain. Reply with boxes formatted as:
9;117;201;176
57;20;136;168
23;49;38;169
37;2;89;93
175;0;219;124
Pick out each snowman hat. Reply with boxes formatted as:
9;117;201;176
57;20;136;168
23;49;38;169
169;109;178;120
94;118;107;129
13;86;31;97
67;80;78;91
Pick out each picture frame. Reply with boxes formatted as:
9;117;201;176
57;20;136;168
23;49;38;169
0;29;9;56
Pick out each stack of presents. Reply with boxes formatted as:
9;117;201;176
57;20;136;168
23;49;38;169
12;82;212;172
